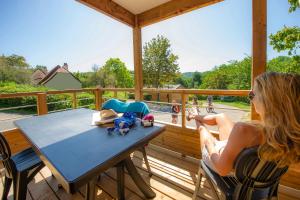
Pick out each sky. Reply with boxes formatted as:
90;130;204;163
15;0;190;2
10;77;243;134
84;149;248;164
0;0;299;73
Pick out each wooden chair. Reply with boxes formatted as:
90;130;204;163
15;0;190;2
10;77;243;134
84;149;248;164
192;146;289;200
0;133;45;200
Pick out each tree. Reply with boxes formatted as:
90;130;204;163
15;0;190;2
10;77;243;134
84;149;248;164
175;75;191;88
267;56;300;73
269;26;300;57
97;58;133;88
269;1;300;63
143;35;179;88
34;65;48;73
192;71;202;88
0;54;31;84
288;0;300;12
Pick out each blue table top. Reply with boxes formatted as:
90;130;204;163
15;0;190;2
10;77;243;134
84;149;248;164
14;109;165;184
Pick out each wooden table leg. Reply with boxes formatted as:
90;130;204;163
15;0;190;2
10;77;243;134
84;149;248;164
85;178;96;200
124;157;156;199
117;162;125;200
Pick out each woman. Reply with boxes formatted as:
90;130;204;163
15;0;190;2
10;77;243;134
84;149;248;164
188;72;300;176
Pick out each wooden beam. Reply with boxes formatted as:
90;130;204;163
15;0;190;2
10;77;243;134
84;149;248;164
77;0;135;27
251;0;267;120
133;18;143;101
137;0;223;27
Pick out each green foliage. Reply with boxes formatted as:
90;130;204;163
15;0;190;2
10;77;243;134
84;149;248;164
269;1;299;64
175;76;191;88
288;0;300;12
269;26;300;56
99;58;133;88
192;71;202;88
143;35;179;88
74;59;134;88
0;82;48;113
0;82;94;112
0;54;32;84
34;65;48;73
267;56;300;73
0;82;48;93
73;71;94;88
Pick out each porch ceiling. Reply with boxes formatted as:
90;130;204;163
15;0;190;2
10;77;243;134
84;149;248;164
77;0;223;27
112;0;171;15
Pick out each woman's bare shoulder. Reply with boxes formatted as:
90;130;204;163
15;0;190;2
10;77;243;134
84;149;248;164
233;122;263;146
229;122;263;146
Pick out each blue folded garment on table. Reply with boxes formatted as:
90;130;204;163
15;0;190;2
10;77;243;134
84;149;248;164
126;102;150;116
102;99;150;116
102;99;128;113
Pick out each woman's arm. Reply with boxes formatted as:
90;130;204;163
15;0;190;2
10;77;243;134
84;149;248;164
193;113;235;141
209;123;250;176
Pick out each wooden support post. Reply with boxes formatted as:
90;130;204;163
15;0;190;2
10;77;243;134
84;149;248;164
133;16;143;101
251;0;267;120
114;91;117;98
36;93;48;115
72;93;77;109
95;89;101;111
181;93;187;128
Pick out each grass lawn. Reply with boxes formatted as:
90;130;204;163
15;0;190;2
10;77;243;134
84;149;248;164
213;100;250;111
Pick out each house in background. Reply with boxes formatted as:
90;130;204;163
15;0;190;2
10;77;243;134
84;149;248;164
31;68;47;85
32;63;82;90
151;84;185;103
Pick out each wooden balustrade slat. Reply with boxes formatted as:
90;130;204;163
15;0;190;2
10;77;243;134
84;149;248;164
37;93;48;115
72;93;77;109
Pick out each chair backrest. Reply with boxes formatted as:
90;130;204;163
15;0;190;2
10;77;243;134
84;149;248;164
0;133;15;178
233;146;288;199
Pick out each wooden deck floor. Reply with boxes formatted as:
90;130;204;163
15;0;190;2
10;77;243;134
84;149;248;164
0;145;299;200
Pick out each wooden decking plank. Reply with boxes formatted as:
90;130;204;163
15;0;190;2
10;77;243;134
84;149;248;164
132;149;211;188
133;151;197;183
103;160;207;200
97;172;142;200
131;154;214;199
104;167;172;200
27;172;60;200
139;147;199;173
39;167;84;200
134;158;212;200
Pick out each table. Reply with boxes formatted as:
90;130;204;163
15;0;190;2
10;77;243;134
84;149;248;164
15;108;165;199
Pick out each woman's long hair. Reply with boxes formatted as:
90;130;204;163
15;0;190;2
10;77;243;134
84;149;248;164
256;72;300;167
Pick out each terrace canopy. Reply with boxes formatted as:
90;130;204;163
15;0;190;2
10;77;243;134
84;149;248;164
77;0;267;120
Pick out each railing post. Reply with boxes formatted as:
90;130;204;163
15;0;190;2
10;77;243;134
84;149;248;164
114;91;117;98
72;93;77;109
37;93;48;115
95;88;102;111
181;93;187;128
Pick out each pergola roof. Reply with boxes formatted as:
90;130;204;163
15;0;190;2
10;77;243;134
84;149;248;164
77;0;223;27
113;0;171;15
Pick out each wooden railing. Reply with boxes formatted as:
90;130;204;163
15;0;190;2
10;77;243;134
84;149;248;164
0;87;250;127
